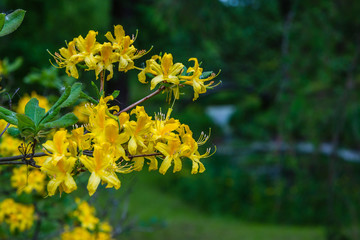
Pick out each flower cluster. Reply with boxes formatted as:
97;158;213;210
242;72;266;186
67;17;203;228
61;199;113;240
41;96;212;196
0;198;35;232
11;160;47;195
138;53;219;101
51;25;147;80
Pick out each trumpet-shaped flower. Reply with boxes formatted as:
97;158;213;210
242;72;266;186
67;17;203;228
155;137;183;174
105;25;146;72
138;53;184;95
43;130;71;166
79;143;121;196
95;42;119;80
52;41;83;79
124;106;153;155
180;58;218;101
75;30;101;70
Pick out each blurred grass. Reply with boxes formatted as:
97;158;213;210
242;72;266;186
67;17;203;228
118;171;325;240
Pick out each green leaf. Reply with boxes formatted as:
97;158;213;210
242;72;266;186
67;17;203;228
0;13;5;32
0;106;18;125
80;91;98;104
41;86;71;123
6;57;23;72
200;71;213;79
25;98;46;126
7;127;20;137
91;81;100;99
60;83;82;108
111;90;120;99
43;113;78;129
16;113;36;138
0;9;26;37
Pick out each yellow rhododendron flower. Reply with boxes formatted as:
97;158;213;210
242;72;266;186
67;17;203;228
80;143;121;196
42;130;77;196
138;53;184;95
0;134;22;157
52;40;83;79
105;25;147;72
61;227;94;240
180;58;218;101
73;102;90;123
94;42;118;81
75;30;101;70
156;137;183;174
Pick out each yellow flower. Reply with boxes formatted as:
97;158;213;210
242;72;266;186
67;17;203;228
41;130;77;196
72;198;99;231
151;108;180;141
155;137;183;174
95;42;119;81
105;25;146;72
0;199;34;232
52;41;83;79
180;58;218;101
124;106;153;155
16;91;50;114
73;102;90;123
43;130;71;166
11;165;47;195
0;134;22;157
61;227;94;240
138;53;184;98
75;30;101;70
79;143;121;196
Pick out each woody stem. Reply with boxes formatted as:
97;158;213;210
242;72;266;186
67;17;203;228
115;85;166;115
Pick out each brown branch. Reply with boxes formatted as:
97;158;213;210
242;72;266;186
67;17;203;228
115;86;166;115
0;152;47;162
82;150;163;159
0;123;10;138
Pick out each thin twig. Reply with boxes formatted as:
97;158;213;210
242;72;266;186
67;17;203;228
0;161;40;168
115;86;166;115
0;122;10;138
0;152;47;162
82;150;163;159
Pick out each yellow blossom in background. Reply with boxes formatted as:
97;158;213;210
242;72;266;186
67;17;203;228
0;134;22;157
0;198;34;233
73;102;90;123
61;227;94;240
72;198;99;230
16;91;50;114
11;166;46;195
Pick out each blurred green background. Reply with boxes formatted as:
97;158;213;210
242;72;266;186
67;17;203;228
3;0;360;239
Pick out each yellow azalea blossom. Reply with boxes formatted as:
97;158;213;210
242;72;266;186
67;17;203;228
95;42;119;81
69;127;91;152
43;130;71;166
52;40;83;79
102;120;129;159
75;30;101;70
105;25;146;72
151;108;180;141
72;198;99;230
11;166;46;195
0;199;34;233
132;142;158;171
155;137;183;174
138;53;184;97
16;91;50;114
180;58;218;101
79;143;121;196
124;106;153;155
41;155;77;196
42;130;77;196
